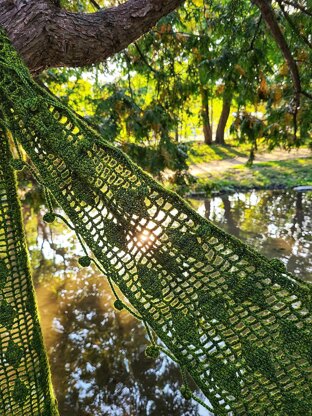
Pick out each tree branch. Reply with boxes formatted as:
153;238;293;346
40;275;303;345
280;0;312;17
277;0;312;50
0;0;185;73
301;90;312;100
247;15;262;52
252;0;302;104
251;0;312;138
134;42;160;74
89;0;101;11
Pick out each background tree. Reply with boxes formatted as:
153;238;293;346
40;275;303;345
1;0;310;173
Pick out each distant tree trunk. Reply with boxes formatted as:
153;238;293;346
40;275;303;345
290;192;303;236
222;195;240;237
204;199;211;219
175;127;179;142
200;87;212;145
215;92;232;145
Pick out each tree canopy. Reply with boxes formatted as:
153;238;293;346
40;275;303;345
0;0;311;170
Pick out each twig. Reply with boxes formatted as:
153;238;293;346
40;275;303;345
152;30;200;39
277;0;312;49
280;0;312;17
301;90;312;100
134;42;160;74
90;0;101;10
247;15;263;52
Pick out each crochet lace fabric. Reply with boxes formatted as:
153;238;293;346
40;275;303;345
0;129;59;414
0;28;311;415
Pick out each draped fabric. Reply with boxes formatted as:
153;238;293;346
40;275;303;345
0;28;311;415
0;128;59;415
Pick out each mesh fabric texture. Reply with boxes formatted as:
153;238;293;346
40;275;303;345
0;126;59;415
0;29;312;415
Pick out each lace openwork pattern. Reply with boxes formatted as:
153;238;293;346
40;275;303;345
0;128;58;415
0;29;311;415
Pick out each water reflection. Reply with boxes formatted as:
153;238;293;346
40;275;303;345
193;190;312;281
24;190;311;416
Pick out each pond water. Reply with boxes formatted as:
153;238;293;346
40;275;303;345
24;189;312;416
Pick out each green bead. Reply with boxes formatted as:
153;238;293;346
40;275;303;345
145;345;160;359
10;159;24;171
78;256;91;267
114;299;124;311
43;213;56;223
180;385;192;400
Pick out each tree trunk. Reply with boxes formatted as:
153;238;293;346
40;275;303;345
204;199;211;219
252;0;302;106
175;127;179;143
215;92;232;145
200;87;212;145
0;0;184;74
290;192;303;236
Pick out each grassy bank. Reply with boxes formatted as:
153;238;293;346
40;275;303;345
188;157;312;195
186;141;254;164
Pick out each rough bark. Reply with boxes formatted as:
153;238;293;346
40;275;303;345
0;0;184;74
200;87;212;145
215;93;232;145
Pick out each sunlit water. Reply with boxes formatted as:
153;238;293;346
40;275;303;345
23;190;311;416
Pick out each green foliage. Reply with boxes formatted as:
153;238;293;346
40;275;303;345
60;0;117;12
43;0;311;177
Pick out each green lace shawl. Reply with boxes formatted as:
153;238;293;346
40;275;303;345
0;28;311;415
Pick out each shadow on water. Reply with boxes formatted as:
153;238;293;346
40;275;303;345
23;189;312;416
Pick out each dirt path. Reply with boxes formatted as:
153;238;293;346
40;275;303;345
189;148;311;176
